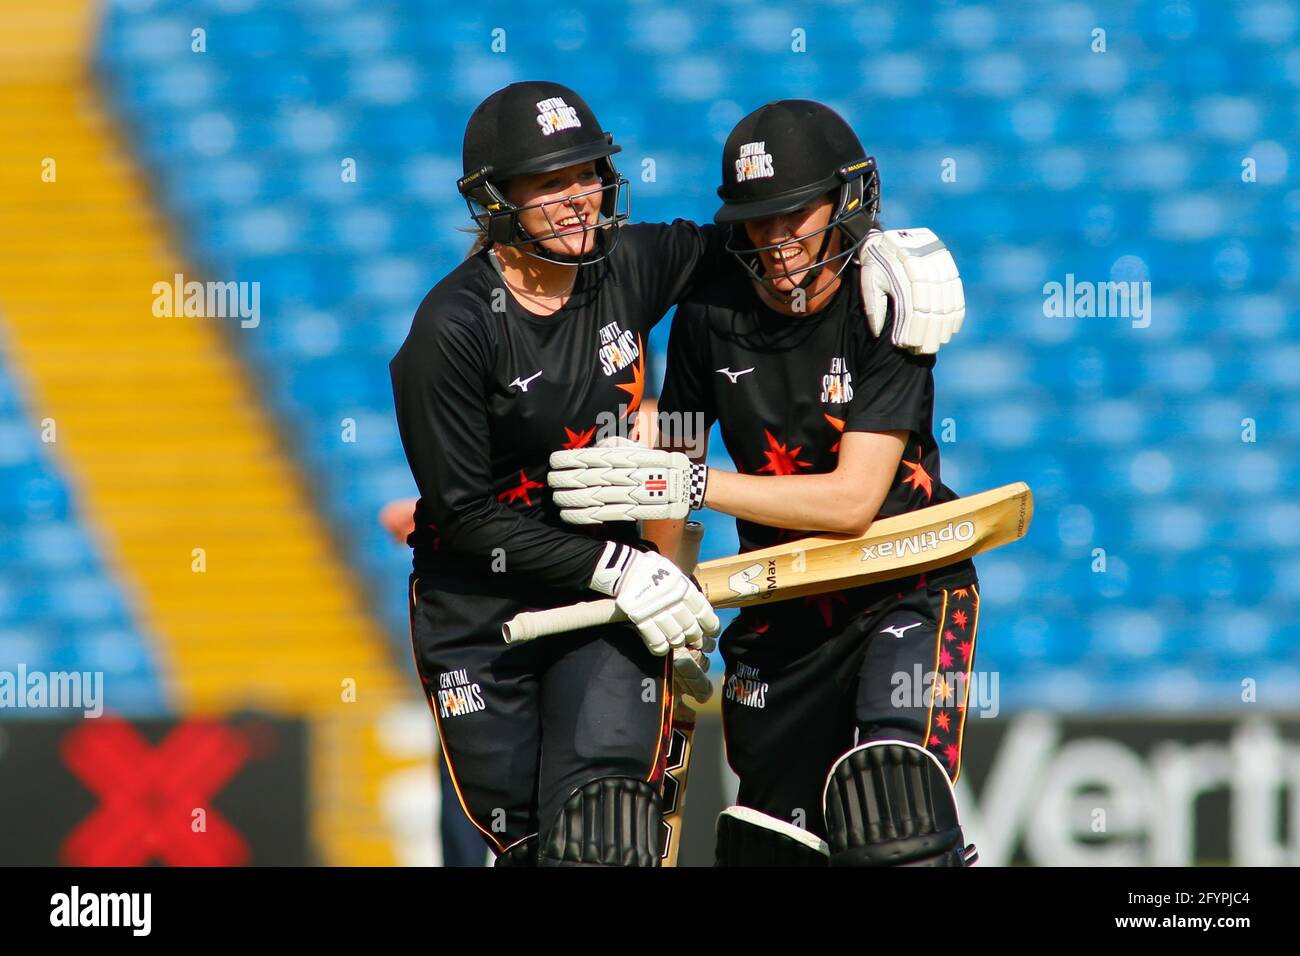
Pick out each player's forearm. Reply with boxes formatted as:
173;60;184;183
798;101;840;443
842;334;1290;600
641;517;686;563
703;469;892;535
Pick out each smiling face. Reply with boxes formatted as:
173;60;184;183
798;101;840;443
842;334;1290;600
742;193;841;297
504;160;604;258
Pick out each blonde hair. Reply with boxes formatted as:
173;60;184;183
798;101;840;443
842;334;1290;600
460;224;492;259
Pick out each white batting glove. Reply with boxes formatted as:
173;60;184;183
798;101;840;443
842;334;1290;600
858;227;966;355
672;647;713;705
549;444;708;525
589;543;720;656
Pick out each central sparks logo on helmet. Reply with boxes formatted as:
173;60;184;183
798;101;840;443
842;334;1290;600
536;97;582;135
735;141;775;183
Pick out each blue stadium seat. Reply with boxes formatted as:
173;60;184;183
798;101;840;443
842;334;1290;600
0;358;167;713
85;0;1300;713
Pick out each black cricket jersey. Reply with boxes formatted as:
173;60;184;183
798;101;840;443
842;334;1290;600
658;257;975;618
391;221;723;609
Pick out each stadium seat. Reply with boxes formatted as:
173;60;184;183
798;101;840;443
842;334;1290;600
75;0;1300;712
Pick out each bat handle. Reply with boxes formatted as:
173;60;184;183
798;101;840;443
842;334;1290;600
501;521;708;644
501;599;625;643
677;519;704;573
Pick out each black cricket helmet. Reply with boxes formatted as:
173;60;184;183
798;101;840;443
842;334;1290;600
457;80;630;265
715;99;879;297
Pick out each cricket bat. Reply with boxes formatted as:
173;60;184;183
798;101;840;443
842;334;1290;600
503;481;1032;643
660;519;704;868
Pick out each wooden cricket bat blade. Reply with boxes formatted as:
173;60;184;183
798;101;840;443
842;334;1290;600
502;482;1032;642
696;481;1032;610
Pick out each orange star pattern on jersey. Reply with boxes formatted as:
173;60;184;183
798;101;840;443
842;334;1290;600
952;609;968;630
823;413;846;453
498;470;544;507
615;335;646;416
934;711;951;732
900;447;934;500
561;425;596;449
757;429;814;475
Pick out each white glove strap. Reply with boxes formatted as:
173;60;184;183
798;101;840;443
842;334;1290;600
589;541;636;597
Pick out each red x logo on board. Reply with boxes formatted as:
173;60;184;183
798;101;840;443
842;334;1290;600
60;718;252;866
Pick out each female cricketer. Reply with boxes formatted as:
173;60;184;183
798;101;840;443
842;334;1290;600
390;81;724;867
548;100;980;867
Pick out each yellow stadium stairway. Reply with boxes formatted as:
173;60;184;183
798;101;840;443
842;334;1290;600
0;0;418;865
